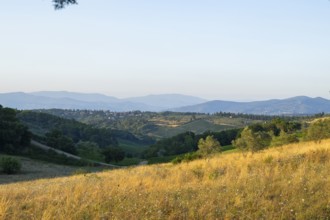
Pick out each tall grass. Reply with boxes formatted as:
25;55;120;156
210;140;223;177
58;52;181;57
1;140;330;219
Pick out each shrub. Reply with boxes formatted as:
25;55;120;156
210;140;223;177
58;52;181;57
171;152;201;164
0;157;22;174
305;118;330;142
171;156;183;164
72;168;89;176
270;130;299;147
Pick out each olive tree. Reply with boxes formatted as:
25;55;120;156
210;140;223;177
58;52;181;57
233;127;272;153
305;118;330;143
197;135;221;156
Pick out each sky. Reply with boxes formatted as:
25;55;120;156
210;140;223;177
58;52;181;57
0;0;330;101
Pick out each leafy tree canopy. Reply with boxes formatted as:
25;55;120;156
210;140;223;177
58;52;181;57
53;0;77;9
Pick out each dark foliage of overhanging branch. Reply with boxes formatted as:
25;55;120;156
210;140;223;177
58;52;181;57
53;0;77;9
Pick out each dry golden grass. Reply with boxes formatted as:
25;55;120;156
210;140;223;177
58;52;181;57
1;140;330;219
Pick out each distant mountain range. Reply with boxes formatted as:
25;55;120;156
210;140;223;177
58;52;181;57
0;91;207;112
171;96;330;115
0;91;329;115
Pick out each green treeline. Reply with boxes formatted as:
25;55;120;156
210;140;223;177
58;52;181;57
142;129;240;158
233;118;302;153
213;111;325;120
233;117;330;153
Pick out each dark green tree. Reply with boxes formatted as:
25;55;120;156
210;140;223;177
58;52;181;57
103;147;125;163
53;0;77;9
45;129;76;154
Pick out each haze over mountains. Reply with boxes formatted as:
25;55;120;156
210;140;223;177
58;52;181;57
172;96;330;115
0;91;329;115
0;91;207;112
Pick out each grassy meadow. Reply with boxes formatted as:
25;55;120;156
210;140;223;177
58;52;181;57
1;140;330;219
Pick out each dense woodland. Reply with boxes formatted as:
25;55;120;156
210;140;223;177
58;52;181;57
17;111;148;163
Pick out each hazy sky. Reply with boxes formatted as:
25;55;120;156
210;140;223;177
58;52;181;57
1;0;330;101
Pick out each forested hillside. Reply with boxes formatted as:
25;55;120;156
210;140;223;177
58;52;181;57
16;111;153;163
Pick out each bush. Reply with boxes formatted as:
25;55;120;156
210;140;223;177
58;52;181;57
172;152;201;164
270;130;299;147
0;157;22;174
305;118;330;142
71;168;89;176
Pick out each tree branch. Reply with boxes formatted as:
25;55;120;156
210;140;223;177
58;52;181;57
53;0;78;10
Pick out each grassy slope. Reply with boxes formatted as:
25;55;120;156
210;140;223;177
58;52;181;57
0;155;107;185
1;140;330;219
